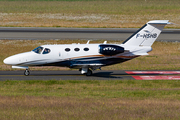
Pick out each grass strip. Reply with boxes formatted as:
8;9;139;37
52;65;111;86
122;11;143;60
0;0;179;28
0;80;180;99
0;80;180;119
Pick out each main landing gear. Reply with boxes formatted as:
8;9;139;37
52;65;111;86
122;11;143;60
24;69;30;76
80;68;93;76
86;69;92;76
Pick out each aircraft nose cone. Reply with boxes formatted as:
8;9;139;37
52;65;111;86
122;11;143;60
3;57;13;65
3;52;32;65
3;55;20;65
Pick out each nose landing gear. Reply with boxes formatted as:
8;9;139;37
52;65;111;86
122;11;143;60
24;69;30;76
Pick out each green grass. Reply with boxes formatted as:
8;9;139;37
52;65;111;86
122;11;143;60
0;80;180;119
1;80;180;99
0;0;179;28
0;0;179;15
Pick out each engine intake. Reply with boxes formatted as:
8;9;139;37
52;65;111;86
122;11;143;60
99;44;124;55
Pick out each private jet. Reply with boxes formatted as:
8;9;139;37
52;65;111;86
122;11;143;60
3;20;171;76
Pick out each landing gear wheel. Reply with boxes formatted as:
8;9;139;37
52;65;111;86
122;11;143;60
24;69;30;76
86;69;92;76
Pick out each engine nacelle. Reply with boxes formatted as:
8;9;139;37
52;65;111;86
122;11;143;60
99;44;124;55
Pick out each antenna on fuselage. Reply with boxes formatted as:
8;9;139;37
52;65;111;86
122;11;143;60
86;40;92;44
103;41;107;44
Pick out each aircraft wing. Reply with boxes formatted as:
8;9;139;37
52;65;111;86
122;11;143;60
71;63;104;68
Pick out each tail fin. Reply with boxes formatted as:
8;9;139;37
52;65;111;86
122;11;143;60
122;20;170;46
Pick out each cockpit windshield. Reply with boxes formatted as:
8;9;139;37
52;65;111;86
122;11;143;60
32;46;51;54
32;46;44;54
43;48;51;54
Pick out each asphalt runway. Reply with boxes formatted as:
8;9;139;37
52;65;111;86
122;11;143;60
1;70;180;80
0;70;132;80
0;27;180;42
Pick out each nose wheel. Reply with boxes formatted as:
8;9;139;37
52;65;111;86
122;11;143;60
24;69;30;76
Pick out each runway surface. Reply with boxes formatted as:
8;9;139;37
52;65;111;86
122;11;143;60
1;70;180;80
0;27;180;41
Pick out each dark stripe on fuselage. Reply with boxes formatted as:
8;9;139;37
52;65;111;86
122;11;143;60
40;57;135;68
15;59;50;66
16;55;138;68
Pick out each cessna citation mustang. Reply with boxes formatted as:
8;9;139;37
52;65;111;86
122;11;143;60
4;20;171;76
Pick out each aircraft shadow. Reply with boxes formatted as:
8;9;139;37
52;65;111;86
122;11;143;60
91;72;124;79
29;71;124;79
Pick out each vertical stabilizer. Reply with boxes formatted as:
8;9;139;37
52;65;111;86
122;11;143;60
122;20;170;46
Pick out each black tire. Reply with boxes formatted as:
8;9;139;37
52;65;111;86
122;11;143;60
86;69;92;76
24;69;30;76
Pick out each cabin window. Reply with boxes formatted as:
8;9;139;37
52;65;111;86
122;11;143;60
74;48;80;52
65;48;70;52
32;46;44;54
43;48;51;54
84;48;89;51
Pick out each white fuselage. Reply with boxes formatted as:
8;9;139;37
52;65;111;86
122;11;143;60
3;43;152;68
